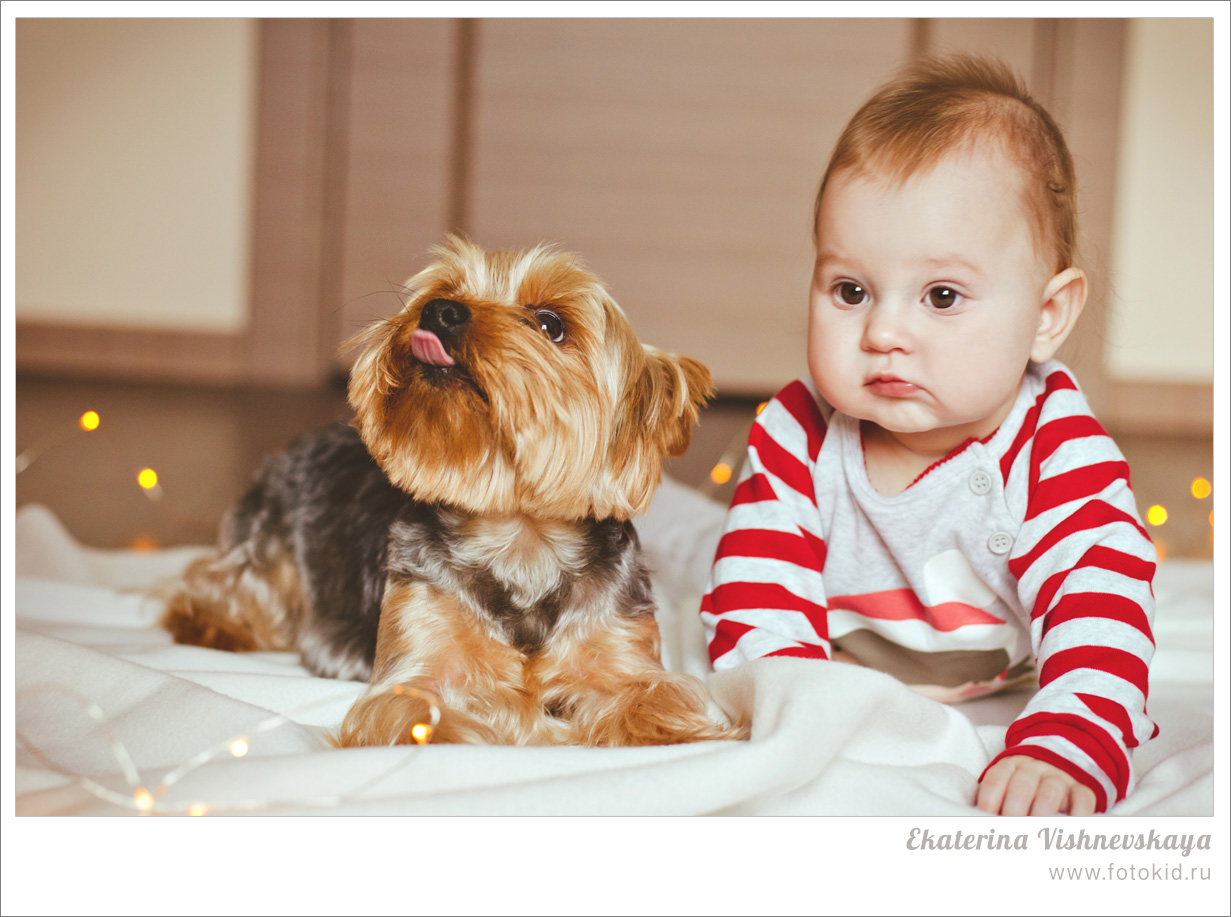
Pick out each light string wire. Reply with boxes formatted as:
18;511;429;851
696;406;761;498
16;681;442;815
15;411;100;474
15;407;251;544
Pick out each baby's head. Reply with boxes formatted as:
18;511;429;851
815;54;1077;274
808;55;1087;447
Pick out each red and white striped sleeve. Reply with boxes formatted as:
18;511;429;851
700;380;833;669
987;365;1159;812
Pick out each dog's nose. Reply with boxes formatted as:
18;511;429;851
419;298;471;338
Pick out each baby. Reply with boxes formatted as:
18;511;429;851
700;55;1157;815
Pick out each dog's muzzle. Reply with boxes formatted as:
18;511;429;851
412;298;471;367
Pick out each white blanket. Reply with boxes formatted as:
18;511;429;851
13;490;1214;818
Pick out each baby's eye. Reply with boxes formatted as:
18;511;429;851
535;310;566;343
834;282;867;306
926;286;961;310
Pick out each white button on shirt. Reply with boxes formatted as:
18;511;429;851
988;531;1014;555
969;470;993;495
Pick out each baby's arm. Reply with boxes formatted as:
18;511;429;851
977;755;1097;816
701;381;832;667
995;372;1159;813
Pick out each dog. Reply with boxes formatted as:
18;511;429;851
162;236;745;747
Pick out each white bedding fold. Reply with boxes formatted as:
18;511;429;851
13;502;1213;816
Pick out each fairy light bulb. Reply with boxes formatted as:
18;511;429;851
410;723;432;744
228;737;249;757
1146;505;1168;526
710;462;733;485
137;468;159;490
133;787;154;812
16;409;103;473
187;803;209;816
1191;477;1212;500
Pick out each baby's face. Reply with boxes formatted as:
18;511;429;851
809;144;1055;448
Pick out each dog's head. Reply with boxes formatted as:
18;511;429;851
347;236;712;521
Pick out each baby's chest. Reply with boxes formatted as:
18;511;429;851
815;450;1031;634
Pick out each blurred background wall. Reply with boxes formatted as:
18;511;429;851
15;16;1216;434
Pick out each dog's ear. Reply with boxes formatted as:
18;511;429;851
634;348;714;458
597;346;712;519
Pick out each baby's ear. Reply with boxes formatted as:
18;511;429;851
1032;267;1087;363
636;348;714;457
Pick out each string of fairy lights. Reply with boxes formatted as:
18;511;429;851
15;409;162;499
12;405;1216;813
16;409;443;815
19;406;1217;552
16;682;442;815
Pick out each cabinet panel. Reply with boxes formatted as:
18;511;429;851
468;19;911;393
337;19;458;357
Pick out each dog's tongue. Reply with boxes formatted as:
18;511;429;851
410;329;456;367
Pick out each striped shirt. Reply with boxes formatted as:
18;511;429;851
700;360;1158;812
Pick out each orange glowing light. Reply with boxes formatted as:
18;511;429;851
79;410;100;431
710;462;733;485
133;787;154;812
755;401;768;415
138;468;159;490
187;803;209;816
228;738;249;757
1191;477;1212;500
1146;505;1168;527
131;535;158;552
410;723;432;744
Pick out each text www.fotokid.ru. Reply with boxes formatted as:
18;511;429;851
1049;863;1212;882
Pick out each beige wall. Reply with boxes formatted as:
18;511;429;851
16;19;257;333
1106;18;1214;384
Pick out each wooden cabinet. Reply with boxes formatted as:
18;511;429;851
17;17;1210;433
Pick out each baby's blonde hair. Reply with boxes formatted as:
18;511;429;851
814;54;1078;273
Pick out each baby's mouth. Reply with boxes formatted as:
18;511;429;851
866;374;920;397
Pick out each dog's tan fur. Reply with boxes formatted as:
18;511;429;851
164;236;744;747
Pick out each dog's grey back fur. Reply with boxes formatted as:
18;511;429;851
225;423;656;681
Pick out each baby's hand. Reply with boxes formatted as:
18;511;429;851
977;755;1096;816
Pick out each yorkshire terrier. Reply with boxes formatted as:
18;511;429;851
162;236;745;747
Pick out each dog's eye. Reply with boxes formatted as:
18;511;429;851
535;310;566;344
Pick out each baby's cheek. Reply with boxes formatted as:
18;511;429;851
806;326;849;403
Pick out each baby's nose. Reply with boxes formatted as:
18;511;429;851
862;302;914;352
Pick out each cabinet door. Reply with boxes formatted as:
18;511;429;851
336;19;458;362
468;19;910;394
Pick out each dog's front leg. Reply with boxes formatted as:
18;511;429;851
336;580;555;746
540;612;747;747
